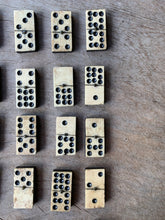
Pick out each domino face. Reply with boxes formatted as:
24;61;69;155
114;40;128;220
53;67;74;107
14;10;36;52
51;11;72;52
16;69;36;109
85;66;104;105
13;167;34;209
16;115;37;155
56;117;76;156
85;118;105;157
85;169;105;209
86;9;107;51
51;171;72;212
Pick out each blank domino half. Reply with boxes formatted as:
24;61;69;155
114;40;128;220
13;167;34;209
53;67;74;107
51;11;72;52
56;117;76;156
14;10;36;52
85;66;104;105
85;168;105;209
85;118;105;157
86;9;107;51
50;170;72;212
16;68;36;109
16;115;37;155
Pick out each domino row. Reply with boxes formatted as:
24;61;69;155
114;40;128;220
14;9;107;52
16;115;105;157
16;66;105;109
14;167;105;210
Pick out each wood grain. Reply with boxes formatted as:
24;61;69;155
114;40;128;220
0;0;165;219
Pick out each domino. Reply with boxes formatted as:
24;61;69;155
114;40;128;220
56;117;76;156
16;68;36;109
85;118;105;157
16;115;37;155
51;11;72;52
86;9;107;51
85;66;104;105
85;169;105;188
51;171;72;212
13;167;34;209
14;10;36;52
85;168;105;209
53;67;74;107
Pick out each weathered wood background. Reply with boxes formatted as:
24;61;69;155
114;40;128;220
0;0;165;219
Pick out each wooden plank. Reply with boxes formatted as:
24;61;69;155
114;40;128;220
0;0;165;219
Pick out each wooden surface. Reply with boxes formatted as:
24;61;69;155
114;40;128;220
0;0;165;219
